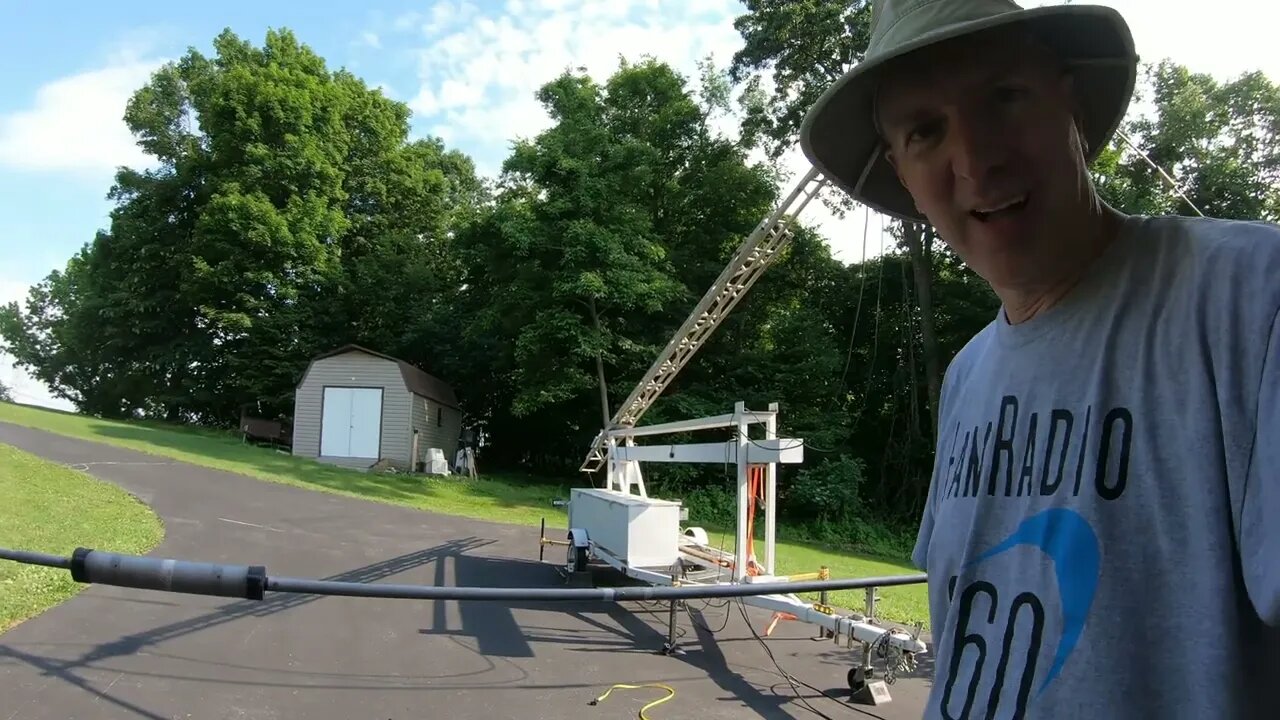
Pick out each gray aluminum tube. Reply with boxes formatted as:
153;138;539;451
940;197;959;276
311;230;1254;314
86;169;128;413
0;547;71;569
69;548;267;600
266;573;928;602
0;546;925;603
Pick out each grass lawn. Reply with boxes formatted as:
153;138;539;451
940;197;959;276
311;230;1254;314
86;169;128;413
0;443;165;633
692;526;928;630
0;401;930;628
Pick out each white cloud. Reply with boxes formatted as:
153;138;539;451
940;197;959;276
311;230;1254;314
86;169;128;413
0;50;164;179
404;0;744;164
395;0;890;263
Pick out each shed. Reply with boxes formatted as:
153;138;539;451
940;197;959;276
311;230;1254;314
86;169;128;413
291;344;462;472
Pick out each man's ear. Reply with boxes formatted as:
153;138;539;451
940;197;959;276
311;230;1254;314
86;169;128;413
1057;70;1089;152
1059;71;1085;130
884;146;907;188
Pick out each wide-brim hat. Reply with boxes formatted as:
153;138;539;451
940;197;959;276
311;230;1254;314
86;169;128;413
799;0;1139;223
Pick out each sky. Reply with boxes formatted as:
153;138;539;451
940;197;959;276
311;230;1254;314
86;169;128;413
1;0;1277;411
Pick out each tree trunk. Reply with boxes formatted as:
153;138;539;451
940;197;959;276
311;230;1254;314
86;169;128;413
904;222;941;436
588;298;612;429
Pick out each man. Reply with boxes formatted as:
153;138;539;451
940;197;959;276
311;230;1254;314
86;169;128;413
800;1;1280;718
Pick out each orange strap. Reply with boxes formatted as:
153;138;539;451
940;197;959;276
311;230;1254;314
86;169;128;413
744;464;766;576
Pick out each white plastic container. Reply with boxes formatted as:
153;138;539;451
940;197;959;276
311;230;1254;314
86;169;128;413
568;488;682;569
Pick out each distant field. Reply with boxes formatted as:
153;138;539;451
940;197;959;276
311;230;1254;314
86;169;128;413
0;401;930;627
0;443;165;633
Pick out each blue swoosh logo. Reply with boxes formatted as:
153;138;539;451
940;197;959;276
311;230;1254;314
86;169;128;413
963;508;1100;694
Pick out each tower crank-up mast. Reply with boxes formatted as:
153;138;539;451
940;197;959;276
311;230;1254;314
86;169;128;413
579;167;828;475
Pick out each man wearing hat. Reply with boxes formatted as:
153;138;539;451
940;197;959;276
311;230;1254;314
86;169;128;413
800;1;1280;717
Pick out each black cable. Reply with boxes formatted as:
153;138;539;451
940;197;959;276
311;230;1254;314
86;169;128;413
734;597;840;720
733;428;842;455
838;205;872;395
684;596;732;634
633;600;690;641
734;598;891;720
784;671;890;720
689;516;734;632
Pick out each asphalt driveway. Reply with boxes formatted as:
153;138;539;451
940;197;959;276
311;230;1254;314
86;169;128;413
0;421;932;719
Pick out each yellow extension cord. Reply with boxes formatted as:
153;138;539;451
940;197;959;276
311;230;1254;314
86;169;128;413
590;682;677;719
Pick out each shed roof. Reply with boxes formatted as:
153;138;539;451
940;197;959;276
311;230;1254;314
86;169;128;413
309;344;459;409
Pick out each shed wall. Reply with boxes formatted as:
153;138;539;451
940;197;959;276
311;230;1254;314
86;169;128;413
409;394;463;470
293;352;413;467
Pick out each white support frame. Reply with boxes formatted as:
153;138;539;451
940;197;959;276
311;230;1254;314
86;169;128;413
575;400;929;663
765;406;778;576
588;542;927;656
610;439;801;465
734;406;750;581
602;401;800;583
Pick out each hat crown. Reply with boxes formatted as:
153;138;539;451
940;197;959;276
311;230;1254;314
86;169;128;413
869;0;1028;58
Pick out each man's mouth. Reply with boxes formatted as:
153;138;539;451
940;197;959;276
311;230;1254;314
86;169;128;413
970;194;1029;222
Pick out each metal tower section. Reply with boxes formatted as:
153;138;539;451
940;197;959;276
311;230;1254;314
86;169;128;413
580;167;829;474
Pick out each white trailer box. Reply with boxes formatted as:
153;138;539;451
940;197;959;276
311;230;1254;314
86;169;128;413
568;488;682;569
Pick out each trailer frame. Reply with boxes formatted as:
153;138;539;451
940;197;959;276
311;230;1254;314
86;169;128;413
545;400;927;703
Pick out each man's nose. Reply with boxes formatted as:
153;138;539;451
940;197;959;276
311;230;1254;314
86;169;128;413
949;111;1009;182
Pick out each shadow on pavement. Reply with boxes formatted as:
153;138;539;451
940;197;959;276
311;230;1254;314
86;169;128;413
1;539;497;716
419;555;889;719
2;541;931;719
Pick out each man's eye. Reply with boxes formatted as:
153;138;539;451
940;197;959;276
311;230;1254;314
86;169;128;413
906;119;942;146
994;85;1028;103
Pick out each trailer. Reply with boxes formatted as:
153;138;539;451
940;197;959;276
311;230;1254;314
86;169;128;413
521;165;931;702
543;402;927;704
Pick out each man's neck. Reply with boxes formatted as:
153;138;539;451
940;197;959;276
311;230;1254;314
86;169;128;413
999;205;1125;325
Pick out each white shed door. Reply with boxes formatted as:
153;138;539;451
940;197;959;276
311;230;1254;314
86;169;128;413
320;387;382;458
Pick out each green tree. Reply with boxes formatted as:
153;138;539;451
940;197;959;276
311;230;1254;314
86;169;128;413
1095;61;1280;221
728;0;945;436
729;0;873;162
0;28;480;423
453;58;783;473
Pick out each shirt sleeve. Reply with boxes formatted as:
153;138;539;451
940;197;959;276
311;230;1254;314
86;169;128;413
1240;307;1280;626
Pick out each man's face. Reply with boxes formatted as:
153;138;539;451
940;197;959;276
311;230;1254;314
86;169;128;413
875;31;1090;289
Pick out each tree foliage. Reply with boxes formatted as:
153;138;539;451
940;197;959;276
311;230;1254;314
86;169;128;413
450;58;783;471
1;23;1276;546
729;0;873;162
1094;60;1280;222
0;29;482;423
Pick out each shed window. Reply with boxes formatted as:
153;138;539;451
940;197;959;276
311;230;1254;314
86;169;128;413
436;407;443;426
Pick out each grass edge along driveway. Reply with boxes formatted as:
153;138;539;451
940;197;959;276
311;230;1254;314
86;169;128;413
0;401;930;628
0;442;165;633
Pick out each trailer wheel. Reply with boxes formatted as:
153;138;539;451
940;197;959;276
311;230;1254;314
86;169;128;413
683;526;709;546
565;532;588;571
567;539;588;572
848;666;871;693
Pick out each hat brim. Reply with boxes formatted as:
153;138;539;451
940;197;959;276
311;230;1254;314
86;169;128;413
799;4;1138;223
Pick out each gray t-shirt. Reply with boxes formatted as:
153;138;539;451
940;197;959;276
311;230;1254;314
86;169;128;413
912;213;1280;719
